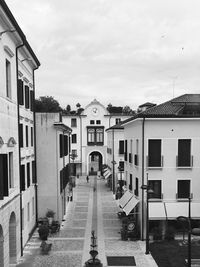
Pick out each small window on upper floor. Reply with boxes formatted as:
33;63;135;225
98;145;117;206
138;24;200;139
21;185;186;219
116;118;121;124
6;59;11;99
90;120;95;125
96;120;101;124
72;134;77;144
71;118;77;127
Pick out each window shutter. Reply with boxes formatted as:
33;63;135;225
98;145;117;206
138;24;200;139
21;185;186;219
148;139;161;167
32;161;36;183
20;165;25;191
17;79;24;105
30;90;34;111
25;85;30;109
0;154;8;199
27;162;30;187
64;135;68;156
60;134;64;158
119;140;124;154
178;139;191;166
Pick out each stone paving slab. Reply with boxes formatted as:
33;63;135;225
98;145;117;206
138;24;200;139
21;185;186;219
74;207;88;212
57;229;85;238
51;239;84;251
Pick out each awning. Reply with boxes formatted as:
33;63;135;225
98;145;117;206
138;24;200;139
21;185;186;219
123;196;139;216
165;202;200;219
105;171;111;179
149;202;166;220
119;190;134;209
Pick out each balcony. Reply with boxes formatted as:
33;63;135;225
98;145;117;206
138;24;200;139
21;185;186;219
146;155;163;169
176;155;193;168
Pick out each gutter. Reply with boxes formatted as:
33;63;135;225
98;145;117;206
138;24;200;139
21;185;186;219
141;117;145;240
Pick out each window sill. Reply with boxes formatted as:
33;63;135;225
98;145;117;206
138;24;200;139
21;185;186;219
176;198;191;202
149;198;163;202
176;166;193;169
147;167;163;170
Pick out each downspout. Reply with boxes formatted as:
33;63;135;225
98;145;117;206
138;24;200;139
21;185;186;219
62;130;65;217
16;41;25;256
112;129;115;194
33;67;39;227
141;117;145;240
80;115;82;175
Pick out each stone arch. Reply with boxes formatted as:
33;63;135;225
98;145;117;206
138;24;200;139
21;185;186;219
0;225;4;267
88;151;103;175
9;212;17;264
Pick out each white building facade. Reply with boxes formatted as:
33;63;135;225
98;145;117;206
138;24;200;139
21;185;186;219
62;99;132;176
0;1;40;266
123;94;200;239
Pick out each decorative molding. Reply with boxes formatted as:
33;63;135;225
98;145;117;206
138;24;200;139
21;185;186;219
29;83;33;88
0;137;4;147
23;77;29;84
4;45;14;57
26;155;31;159
31;154;35;158
24;118;29;122
7;137;17;147
19;116;24;121
21;156;26;160
18;70;23;77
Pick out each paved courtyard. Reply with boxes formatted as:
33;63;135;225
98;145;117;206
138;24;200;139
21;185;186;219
16;176;158;267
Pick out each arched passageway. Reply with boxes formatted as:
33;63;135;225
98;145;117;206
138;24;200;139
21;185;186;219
88;151;103;175
9;212;17;264
0;225;4;267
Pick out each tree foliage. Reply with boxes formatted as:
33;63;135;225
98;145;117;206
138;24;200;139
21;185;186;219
35;96;62;112
106;103;135;115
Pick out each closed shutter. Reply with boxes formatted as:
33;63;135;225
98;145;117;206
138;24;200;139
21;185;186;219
17;79;24;105
64;135;68;156
119;140;124;154
60;134;64;158
20;165;25;191
178;180;190;198
27;162;30;187
124;140;127;161
0;154;8;199
19;124;23;148
25;85;30;109
30;90;34;111
148;139;161;167
32;161;36;183
178;139;191;166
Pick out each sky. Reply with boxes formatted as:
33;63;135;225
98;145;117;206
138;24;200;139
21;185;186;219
6;0;200;110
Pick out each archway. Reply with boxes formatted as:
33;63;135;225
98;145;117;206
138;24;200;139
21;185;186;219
9;212;17;264
88;151;103;175
0;225;4;267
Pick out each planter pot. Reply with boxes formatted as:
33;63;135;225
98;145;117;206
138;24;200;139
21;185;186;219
47;217;53;225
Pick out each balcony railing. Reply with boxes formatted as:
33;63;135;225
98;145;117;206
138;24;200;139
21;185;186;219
146;155;163;168
176;155;193;168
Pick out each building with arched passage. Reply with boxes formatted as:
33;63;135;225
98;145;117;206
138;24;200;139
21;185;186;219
62;99;132;177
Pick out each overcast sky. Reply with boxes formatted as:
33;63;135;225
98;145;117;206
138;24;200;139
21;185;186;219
6;0;200;110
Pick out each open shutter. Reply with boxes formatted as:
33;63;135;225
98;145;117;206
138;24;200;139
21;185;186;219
30;90;34;111
25;85;30;109
20;165;25;191
17;79;24;105
0;154;8;199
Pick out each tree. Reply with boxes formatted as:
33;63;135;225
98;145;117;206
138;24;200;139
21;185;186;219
34;96;62;112
123;105;136;115
65;104;71;114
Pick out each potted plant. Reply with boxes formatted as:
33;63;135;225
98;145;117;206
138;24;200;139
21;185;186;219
46;209;55;225
38;225;49;241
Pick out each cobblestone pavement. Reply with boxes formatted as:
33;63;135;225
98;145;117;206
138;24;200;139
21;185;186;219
16;176;158;267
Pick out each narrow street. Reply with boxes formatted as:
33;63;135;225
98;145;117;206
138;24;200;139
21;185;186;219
17;176;157;267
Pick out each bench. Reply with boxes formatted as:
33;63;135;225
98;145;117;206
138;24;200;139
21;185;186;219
40;241;52;255
185;259;200;266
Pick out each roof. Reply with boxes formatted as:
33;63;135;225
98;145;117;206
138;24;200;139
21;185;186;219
54;122;72;132
138;102;156;108
122;94;200;125
1;0;40;67
106;122;124;131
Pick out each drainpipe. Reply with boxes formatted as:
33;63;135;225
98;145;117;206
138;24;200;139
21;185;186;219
32;67;39;227
80;115;82;176
112;129;115;194
141;117;145;240
62;130;65;217
16;41;25;257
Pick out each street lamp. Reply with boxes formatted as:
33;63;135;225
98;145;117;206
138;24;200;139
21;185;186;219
141;174;154;255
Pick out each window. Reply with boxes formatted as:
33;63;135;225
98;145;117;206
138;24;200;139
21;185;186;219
119;140;124;154
135;139;139;166
59;134;64;157
30;90;34;111
64;135;68;156
26;126;29;147
71;149;77;156
116;118;121;124
71;118;77;127
90;120;95;125
0;154;8;199
25;85;30;109
6;59;11;98
129;139;133;163
96;120;101;125
20;165;25;191
177;139;192;167
17;79;24;105
32;161;36;183
27;162;30;187
8;152;14;188
87;127;104;146
72;134;77;143
31;127;33;146
135;178;139;196
148;180;162;199
22;208;24;230
119;161;124;171
124;140;127;161
177;180;190;199
148;139;162;167
19;124;23;148
129;174;133;191
27;202;30;222
32;197;35;215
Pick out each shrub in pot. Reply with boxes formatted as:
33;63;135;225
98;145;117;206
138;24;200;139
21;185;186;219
46;209;55;225
38;225;49;241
